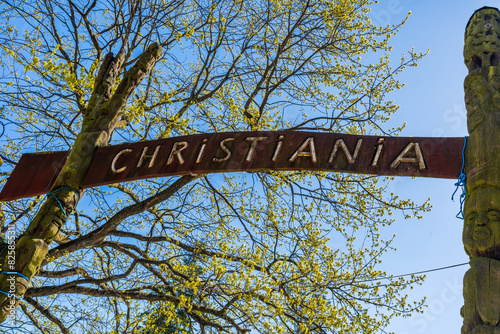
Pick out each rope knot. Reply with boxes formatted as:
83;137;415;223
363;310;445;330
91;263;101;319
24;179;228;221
452;136;467;220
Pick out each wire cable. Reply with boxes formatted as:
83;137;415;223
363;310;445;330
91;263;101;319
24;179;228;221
338;262;469;286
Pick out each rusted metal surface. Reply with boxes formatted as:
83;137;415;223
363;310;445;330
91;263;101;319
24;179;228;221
0;131;464;201
0;151;68;201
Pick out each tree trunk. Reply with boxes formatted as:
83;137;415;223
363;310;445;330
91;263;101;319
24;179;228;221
0;43;162;323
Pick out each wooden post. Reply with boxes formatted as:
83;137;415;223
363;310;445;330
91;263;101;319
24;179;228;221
462;6;500;334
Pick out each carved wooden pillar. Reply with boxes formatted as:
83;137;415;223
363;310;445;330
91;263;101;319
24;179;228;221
462;6;500;334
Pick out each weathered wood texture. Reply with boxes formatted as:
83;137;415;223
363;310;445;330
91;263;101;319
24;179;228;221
462;6;500;334
0;132;464;201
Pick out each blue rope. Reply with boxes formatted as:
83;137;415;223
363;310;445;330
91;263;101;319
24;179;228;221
0;186;80;302
452;136;467;220
46;187;80;221
0;272;29;283
0;272;30;300
44;150;71;192
0;289;23;301
46;192;68;220
0;136;78;303
0;188;80;303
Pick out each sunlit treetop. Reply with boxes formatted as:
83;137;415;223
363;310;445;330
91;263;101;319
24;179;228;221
0;1;429;333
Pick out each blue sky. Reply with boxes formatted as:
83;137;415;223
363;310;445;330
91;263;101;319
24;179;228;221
371;1;499;333
0;2;491;332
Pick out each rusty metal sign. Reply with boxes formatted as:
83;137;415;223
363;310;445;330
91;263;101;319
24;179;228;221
0;131;464;201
